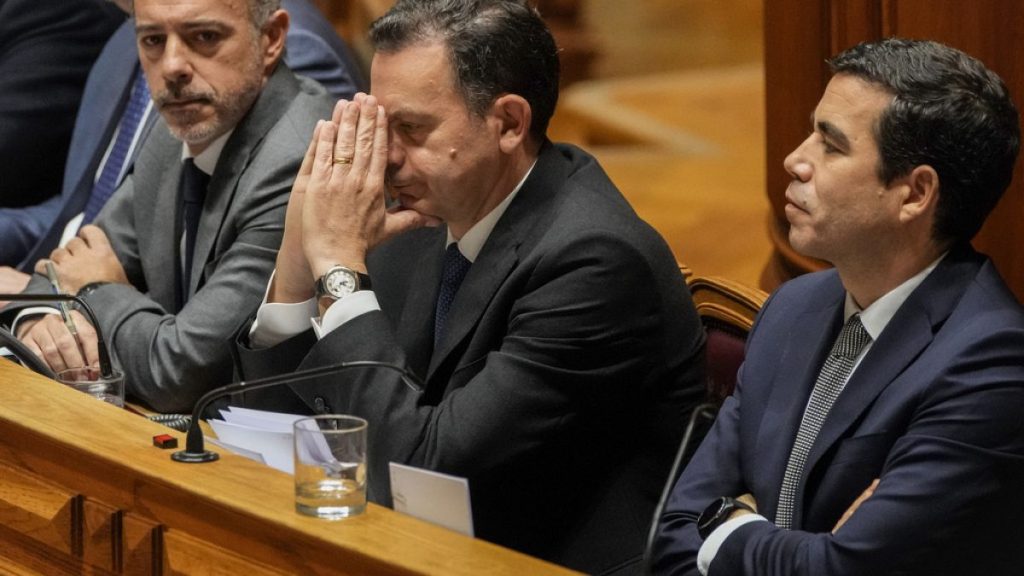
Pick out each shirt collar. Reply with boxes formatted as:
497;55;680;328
180;129;234;176
843;252;948;340
446;160;538;262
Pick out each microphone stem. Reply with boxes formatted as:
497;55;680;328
177;360;423;460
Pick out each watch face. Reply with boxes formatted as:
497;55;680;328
325;268;357;298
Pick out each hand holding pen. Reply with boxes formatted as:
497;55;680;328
43;261;94;369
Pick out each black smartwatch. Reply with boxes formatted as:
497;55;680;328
697;496;755;540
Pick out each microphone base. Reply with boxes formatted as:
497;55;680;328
171;450;220;463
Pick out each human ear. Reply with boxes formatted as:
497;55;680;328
261;9;289;72
491;94;531;154
898;165;939;224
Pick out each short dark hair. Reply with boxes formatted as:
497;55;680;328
369;0;560;142
829;38;1020;244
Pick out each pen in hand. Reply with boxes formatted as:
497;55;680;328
44;261;90;367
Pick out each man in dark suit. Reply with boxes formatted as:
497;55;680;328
651;38;1024;575
234;0;706;573
0;0;361;279
10;0;336;412
0;0;122;263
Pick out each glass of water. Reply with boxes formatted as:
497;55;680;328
55;367;125;408
293;415;368;519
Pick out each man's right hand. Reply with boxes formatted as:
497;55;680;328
833;478;880;534
0;266;31;307
16;311;100;373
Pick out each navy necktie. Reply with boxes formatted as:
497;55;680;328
84;71;150;224
179;159;210;304
434;243;472;347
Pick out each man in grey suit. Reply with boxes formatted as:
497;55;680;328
234;0;706;573
13;0;335;413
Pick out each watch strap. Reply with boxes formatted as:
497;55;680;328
697;496;755;540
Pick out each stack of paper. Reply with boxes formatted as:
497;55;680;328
208;406;306;473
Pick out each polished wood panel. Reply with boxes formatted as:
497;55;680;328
764;0;1024;301
0;361;577;575
557;65;771;285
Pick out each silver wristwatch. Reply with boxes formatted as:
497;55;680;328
314;265;372;304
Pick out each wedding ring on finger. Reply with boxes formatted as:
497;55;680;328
333;156;354;165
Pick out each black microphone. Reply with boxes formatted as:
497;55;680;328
0;292;115;378
171;360;424;463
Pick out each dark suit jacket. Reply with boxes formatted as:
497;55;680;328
0;0;122;261
652;245;1024;575
4;0;360;269
17;64;335;413
235;142;707;574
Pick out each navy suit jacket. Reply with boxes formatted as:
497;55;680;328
4;0;361;270
0;0;122;261
652;244;1024;575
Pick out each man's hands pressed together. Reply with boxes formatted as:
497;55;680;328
269;93;439;306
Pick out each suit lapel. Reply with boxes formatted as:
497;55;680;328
794;246;983;522
754;282;844;521
143;125;186;310
187;64;301;296
397;229;446;377
425;143;567;380
426;229;520;378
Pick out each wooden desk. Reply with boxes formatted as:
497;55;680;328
0;361;576;575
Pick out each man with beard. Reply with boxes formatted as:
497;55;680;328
11;0;335;413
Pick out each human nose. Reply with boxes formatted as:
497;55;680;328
386;128;405;168
160;36;193;86
784;135;813;182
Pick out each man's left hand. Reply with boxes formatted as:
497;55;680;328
38;225;129;294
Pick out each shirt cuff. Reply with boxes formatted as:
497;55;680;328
697;514;768;575
11;306;61;336
312;290;380;339
249;272;318;348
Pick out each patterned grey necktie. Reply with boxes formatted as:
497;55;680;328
775;313;872;529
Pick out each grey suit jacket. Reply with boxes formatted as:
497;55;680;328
235;142;707;574
23;63;334;412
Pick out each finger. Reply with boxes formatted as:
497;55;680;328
330;98;349;125
31;317;70;373
72;310;100;367
383;206;442;240
46;315;86;369
348;95;379;179
294;120;323;191
65;236;86;256
366;104;389;195
34;259;51;275
78;225;112;251
333;100;360;169
49;247;68;264
309;119;338;184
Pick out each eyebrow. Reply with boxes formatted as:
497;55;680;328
815;118;850;151
136;20;231;35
